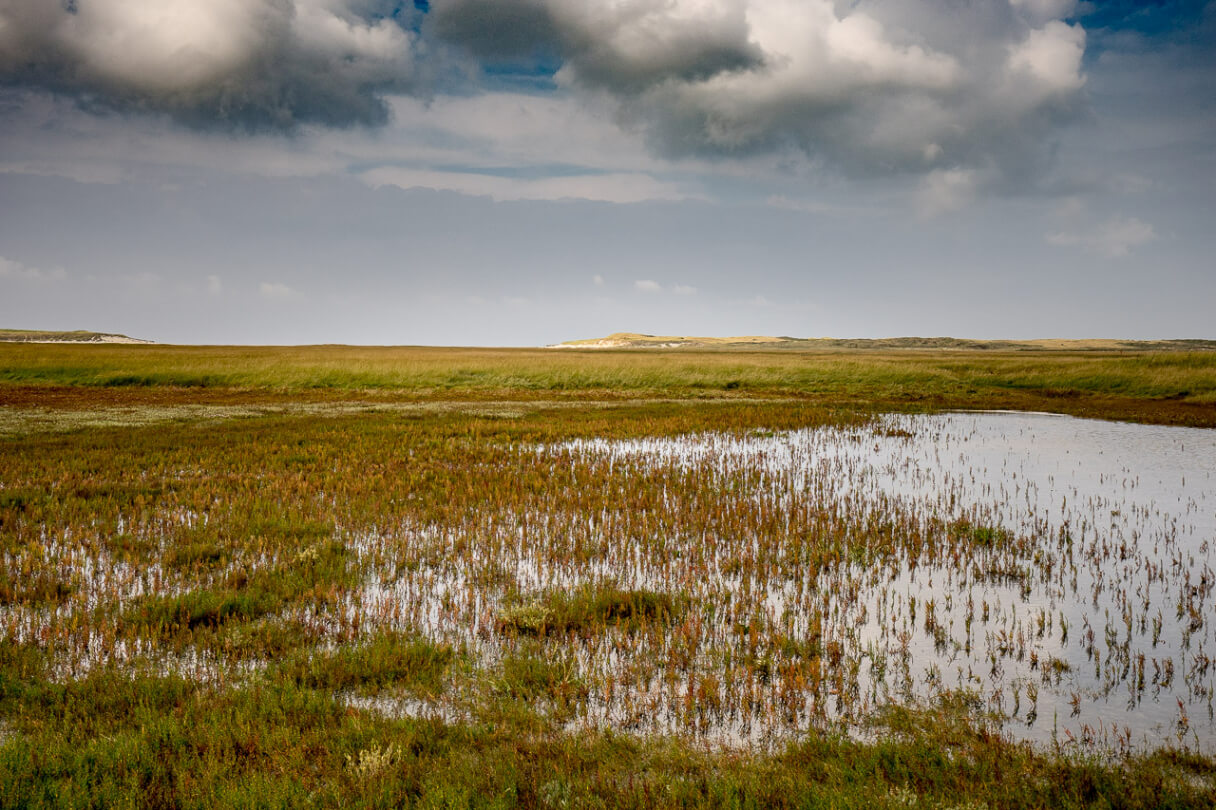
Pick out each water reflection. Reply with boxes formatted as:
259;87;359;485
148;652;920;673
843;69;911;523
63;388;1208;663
553;412;1215;748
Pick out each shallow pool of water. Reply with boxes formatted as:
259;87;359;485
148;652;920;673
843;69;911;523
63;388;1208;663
559;412;1216;748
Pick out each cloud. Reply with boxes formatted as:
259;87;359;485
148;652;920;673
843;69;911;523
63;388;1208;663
259;281;296;298
764;195;877;216
206;274;223;295
0;0;1095;183
429;0;763;93
0;255;66;281
1009;0;1078;28
1006;20;1086;94
0;0;422;130
1047;215;1156;257
432;0;1089;183
916;168;982;218
593;274;605;287
631;280;696;295
359;165;690;203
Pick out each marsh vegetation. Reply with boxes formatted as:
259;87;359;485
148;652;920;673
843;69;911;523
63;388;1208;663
1;345;1214;806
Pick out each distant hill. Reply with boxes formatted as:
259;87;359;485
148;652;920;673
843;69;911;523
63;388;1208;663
549;333;1216;351
0;329;153;344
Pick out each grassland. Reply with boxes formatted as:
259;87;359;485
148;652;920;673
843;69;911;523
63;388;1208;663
2;342;1216;425
1;343;1214;807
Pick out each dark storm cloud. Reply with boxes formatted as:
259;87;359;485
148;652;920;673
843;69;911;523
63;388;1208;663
429;0;763;93
427;0;561;64
0;0;423;130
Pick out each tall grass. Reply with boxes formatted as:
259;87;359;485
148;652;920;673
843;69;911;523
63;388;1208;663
3;344;1215;403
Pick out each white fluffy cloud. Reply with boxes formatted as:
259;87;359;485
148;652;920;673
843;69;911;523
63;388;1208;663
434;0;1088;181
0;0;420;129
2;0;1090;181
1006;19;1086;95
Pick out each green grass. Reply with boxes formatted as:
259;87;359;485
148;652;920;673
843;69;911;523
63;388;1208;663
278;632;454;696
2;342;1214;428
0;569;73;606
0;668;1209;808
1;355;1214;806
497;583;679;637
125;587;284;633
0;343;1214;397
122;540;358;644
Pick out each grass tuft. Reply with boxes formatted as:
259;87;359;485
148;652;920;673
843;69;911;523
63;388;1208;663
278;633;454;696
497;582;679;637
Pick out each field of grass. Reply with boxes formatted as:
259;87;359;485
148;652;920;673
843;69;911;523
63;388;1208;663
2;343;1216;425
1;344;1215;807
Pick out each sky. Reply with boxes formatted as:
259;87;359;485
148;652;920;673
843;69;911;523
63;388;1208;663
0;0;1213;346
